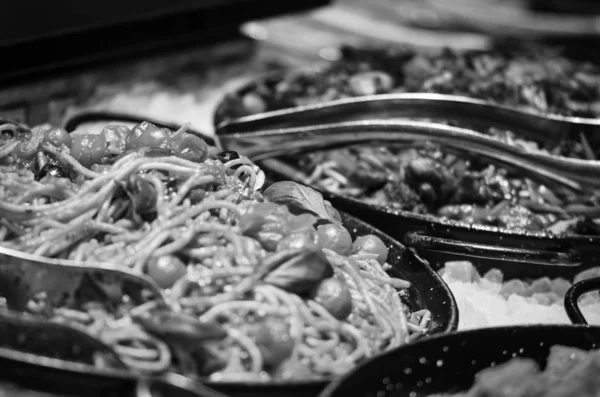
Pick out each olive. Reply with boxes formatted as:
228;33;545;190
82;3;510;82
216;151;240;163
36;164;68;181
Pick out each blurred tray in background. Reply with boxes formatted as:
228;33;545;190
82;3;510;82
240;0;490;63
528;0;600;14
0;0;330;126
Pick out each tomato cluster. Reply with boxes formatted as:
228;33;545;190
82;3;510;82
239;201;389;321
12;122;209;170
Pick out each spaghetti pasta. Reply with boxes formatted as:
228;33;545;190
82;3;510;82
0;120;431;381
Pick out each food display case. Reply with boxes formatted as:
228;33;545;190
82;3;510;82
2;1;600;396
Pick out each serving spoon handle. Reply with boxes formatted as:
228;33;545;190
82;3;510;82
216;93;600;140
218;119;600;192
0;245;168;313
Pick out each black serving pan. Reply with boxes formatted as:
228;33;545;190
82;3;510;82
318;278;600;397
211;80;600;276
208;212;458;397
318;323;600;397
7;112;457;397
0;224;458;397
210;129;600;277
0;218;457;397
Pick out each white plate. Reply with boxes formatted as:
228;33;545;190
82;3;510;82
424;0;600;37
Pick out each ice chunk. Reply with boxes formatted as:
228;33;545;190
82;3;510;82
479;278;502;294
551;278;571;297
578;292;600;306
444;261;479;283
439;263;600;330
457;290;490;329
530;292;561;306
581;302;600;324
483;268;504;284
501;279;528;297
525;277;554;296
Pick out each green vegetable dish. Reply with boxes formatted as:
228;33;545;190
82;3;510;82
218;45;600;160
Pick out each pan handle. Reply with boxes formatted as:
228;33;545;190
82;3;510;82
564;276;600;325
62;110;215;144
135;373;226;397
404;231;581;266
135;379;155;397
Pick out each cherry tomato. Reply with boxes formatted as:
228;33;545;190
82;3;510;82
43;127;72;149
252;318;294;367
14;130;44;160
241;93;267;115
13;142;38;160
351;234;389;264
101;125;130;155
127;121;157;150
70;134;107;168
147;255;187;289
310;277;353;320
170;133;208;163
139;127;171;149
277;232;317;251
316;223;352;255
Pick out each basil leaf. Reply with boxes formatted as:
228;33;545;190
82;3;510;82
263;248;333;295
324;199;342;223
133;310;227;343
263;181;342;225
